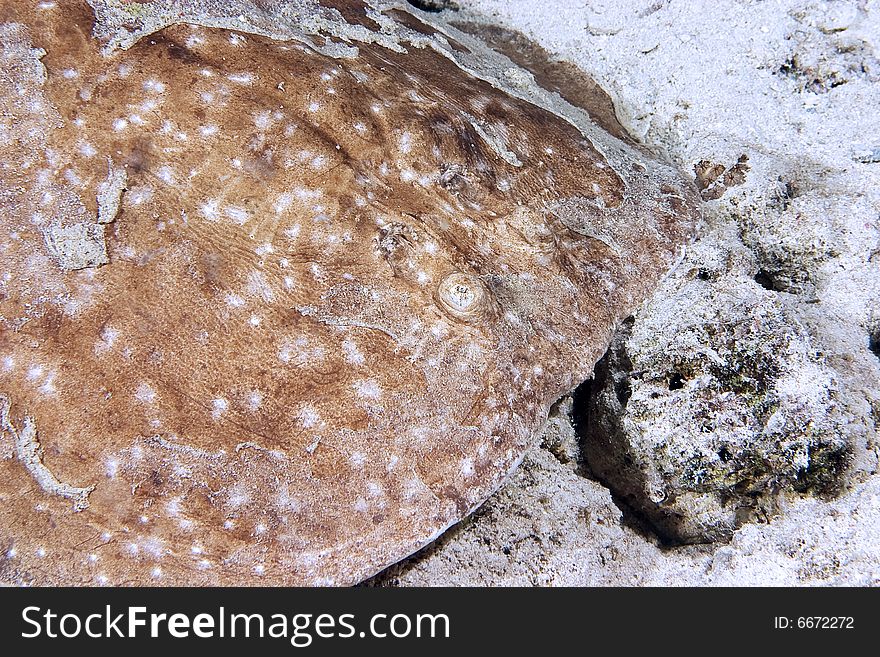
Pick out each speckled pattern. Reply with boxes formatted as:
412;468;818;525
0;0;698;585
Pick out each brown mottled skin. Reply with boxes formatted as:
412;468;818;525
0;0;699;585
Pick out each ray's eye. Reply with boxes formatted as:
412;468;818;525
436;272;492;323
447;282;476;311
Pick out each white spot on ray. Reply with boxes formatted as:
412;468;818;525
37;372;56;395
294;186;321;201
227;485;249;508
211;397;228;420
399;131;412;154
342;339;365;366
94;325;120;355
224;206;249;224
135;382;156;404
143;78;166;93
127;186;153;206
245;271;275;302
274;193;293;214
225;292;246;308
156;166;175;185
246;390;263;411
166;498;182;517
298;405;320;429
254;110;271;130
353;379;381;400
199;199;220;221
64;168;83;187
228;72;254;85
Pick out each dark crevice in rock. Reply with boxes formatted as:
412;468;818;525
754;268;780;291
793;446;852;494
573;386;685;546
614;377;632;406
608;489;681;547
570;342;682;547
406;0;458;13
668;372;685;390
753;265;812;295
870;327;880;360
570;377;593;440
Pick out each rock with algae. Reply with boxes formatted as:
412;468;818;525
582;189;880;545
0;0;698;585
